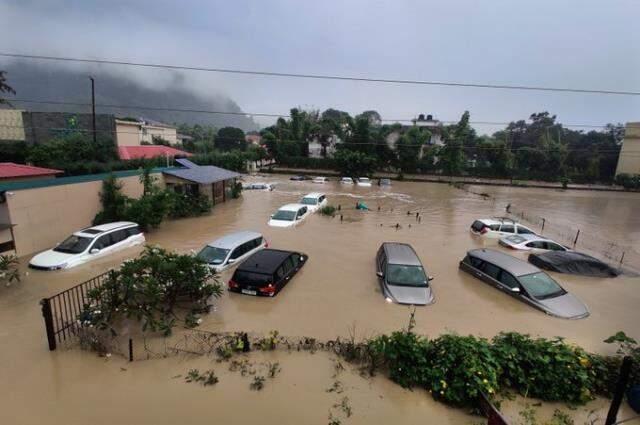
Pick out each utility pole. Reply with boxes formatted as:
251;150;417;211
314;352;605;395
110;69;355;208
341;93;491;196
89;76;96;144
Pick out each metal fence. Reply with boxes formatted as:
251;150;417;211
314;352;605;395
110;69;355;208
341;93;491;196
507;206;640;272
40;270;112;351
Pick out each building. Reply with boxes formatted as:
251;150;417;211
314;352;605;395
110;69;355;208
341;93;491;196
118;145;192;161
163;159;240;205
615;122;640;176
0;163;63;183
245;133;262;146
386;114;444;151
0;109;26;142
115;118;179;146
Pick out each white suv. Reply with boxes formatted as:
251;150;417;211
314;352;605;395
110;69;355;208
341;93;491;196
470;218;535;238
29;222;145;270
197;231;267;272
268;204;310;228
299;192;327;213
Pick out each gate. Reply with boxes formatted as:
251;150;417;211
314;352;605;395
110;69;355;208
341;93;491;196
40;270;113;351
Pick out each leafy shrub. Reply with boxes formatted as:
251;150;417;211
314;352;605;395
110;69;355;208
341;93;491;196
79;246;222;336
276;156;336;170
369;330;431;388
615;173;640;189
319;205;337;216
124;190;170;230
166;191;212;218
492;332;594;403
0;254;20;284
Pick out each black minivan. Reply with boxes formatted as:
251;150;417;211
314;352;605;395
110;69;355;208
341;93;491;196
228;249;307;296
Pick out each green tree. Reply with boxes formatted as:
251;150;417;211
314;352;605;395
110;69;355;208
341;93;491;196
0;70;16;105
440;111;471;176
93;174;127;225
216;127;246;151
397;127;430;173
333;149;377;177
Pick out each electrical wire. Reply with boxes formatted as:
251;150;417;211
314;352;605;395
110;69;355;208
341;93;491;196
1;52;639;96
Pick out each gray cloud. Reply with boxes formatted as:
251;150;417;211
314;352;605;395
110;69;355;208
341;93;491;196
1;0;638;132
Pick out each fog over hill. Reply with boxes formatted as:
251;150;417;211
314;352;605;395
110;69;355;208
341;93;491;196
1;62;259;131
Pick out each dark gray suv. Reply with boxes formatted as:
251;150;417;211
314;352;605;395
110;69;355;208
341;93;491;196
459;249;589;319
376;243;434;305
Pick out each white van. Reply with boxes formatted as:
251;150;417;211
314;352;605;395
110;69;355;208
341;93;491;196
197;231;267;272
29;222;145;270
300;192;328;213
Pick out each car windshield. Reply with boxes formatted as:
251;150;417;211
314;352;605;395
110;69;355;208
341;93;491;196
386;264;428;287
233;271;272;286
518;272;566;299
301;197;317;205
272;210;296;221
53;235;93;254
197;246;230;265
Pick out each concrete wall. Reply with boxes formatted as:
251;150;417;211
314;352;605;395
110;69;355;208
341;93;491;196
115;121;142;146
615;122;640;176
141;126;178;145
0;109;26;141
6;175;144;257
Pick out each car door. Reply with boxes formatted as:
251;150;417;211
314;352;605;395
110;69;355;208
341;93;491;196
478;261;502;288
88;233;115;260
497;269;522;297
525;241;546;252
227;243;247;266
545;242;566;251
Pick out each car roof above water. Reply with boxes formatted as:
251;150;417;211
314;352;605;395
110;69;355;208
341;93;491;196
207;231;262;249
76;221;139;236
279;203;306;211
303;192;325;199
382;243;422;266
236;249;294;274
467;248;539;276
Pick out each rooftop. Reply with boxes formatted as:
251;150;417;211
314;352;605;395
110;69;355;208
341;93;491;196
383;243;422;266
207;231;263;249
468;248;539;276
236;249;293;273
118;145;192;160
0;162;63;180
162;158;241;184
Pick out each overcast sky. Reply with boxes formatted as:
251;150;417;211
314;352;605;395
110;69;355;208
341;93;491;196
1;0;639;133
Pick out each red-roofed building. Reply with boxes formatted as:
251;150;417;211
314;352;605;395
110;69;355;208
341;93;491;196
117;145;192;161
0;162;63;183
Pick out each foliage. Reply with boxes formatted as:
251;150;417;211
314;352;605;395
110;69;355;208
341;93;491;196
0;141;27;163
319;205;337;217
0;254;20;284
275;156;336;170
151;136;171;146
185;369;219;386
124;190;170;230
216;127;246;151
230;181;243;199
93;174;127;225
166;191;212;218
191;150;249;172
333;149;377;177
615;173;640;189
0;70;16;105
397;126;430;173
79;246;222;336
26;133;118;168
250;375;266;391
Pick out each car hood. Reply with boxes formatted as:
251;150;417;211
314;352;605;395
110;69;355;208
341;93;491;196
536;292;589;319
385;284;433;306
268;219;295;228
29;249;77;268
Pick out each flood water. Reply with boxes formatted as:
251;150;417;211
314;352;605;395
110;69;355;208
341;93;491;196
1;176;639;424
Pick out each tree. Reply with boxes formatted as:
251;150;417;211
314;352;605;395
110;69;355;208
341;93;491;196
397;127;430;173
440;111;471;176
0;70;16;105
216;127;246;151
333;149;377;177
357;110;382;127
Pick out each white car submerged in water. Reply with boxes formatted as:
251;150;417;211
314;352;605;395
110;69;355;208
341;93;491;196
268;204;310;228
299;192;327;213
29;222;145;270
356;177;372;187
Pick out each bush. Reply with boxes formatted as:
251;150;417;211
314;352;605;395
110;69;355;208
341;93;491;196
79;246;222;336
319;205;337;216
0;254;20;284
276;156;336;170
166;191;212;218
124;190;170;230
615;173;640;189
369;330;431;388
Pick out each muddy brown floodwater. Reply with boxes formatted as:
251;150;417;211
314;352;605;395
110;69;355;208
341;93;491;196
1;176;639;424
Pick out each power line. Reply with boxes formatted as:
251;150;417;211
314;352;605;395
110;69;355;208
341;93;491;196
6;97;635;130
1;52;639;96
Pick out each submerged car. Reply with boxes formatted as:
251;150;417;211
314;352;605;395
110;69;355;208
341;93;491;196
313;176;329;184
379;178;392;186
196;231;267;272
300;192;328;213
499;234;568;252
29;222;145;270
459;249;589;319
290;175;312;181
528;251;621;278
268;204;310;228
356;177;372;187
228;249;308;296
376;243;434;305
243;182;274;191
470;218;535;238
340;177;354;185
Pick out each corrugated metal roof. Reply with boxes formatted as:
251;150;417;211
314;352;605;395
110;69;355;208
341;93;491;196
175;158;198;169
0;162;63;179
163;164;241;184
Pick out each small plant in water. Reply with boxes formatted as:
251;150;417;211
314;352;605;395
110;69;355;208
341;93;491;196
320;205;337;217
327;412;342;425
250;375;266;391
185;369;219;386
326;380;344;394
333;397;352;418
267;362;281;378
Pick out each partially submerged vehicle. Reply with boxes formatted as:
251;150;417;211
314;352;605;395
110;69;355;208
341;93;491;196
268;204;310;227
29;222;144;270
499;234;568;252
378;178;392;186
312;176;329;184
340;177;354;185
196;231;267;272
376;242;434;305
356;177;372;187
228;249;308;296
528;251;621;278
243;182;275;191
470;218;536;238
460;249;589;319
300;192;327;213
290;175;312;181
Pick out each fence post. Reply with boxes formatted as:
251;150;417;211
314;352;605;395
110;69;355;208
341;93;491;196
619;251;625;266
541;218;545;234
605;356;633;425
129;338;133;362
573;229;580;248
41;298;57;351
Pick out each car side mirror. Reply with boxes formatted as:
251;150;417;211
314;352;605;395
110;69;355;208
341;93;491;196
227;258;235;264
428;276;434;281
90;248;100;254
510;287;520;293
376;271;384;278
270;214;274;218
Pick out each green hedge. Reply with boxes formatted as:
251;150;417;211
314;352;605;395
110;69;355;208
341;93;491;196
276;156;336;170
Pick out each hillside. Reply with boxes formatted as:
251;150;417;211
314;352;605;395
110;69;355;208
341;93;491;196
1;62;258;131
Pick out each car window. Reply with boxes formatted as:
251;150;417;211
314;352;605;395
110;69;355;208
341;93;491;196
319;195;325;203
500;224;515;233
480;262;501;280
469;256;484;269
517;226;534;235
110;229;128;244
273;210;296;221
386;264;428;287
527;241;545;249
547;243;565;251
498;270;520;289
92;234;113;250
518;272;566;299
229;245;244;260
276;266;285;280
126;226;142;237
282;257;295;274
197;246;230;265
53;235;93;254
489;224;501;231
